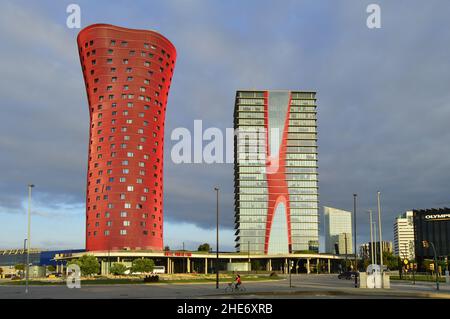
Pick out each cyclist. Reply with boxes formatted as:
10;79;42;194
234;274;242;290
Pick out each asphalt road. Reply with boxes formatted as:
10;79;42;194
1;274;449;299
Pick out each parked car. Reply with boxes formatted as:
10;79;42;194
338;271;359;280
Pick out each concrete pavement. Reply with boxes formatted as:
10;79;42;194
1;274;449;299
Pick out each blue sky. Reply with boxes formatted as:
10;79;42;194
1;1;450;251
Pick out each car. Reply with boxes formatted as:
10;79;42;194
338;271;359;280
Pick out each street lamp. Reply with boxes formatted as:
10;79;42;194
353;194;357;288
377;191;384;287
422;240;439;291
214;187;219;289
25;183;34;294
368;210;374;266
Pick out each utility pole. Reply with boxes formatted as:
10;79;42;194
353;193;358;288
214;187;219;289
377;191;384;287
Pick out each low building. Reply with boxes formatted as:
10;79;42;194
55;250;345;275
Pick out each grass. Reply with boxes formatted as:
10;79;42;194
0;274;281;286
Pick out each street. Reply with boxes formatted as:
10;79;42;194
1;274;449;299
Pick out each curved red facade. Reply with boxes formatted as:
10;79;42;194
77;24;176;251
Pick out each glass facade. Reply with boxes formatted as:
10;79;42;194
413;208;450;270
234;90;319;254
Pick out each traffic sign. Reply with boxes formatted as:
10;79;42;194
403;259;409;265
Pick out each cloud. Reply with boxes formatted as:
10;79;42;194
2;0;450;250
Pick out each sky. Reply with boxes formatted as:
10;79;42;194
1;0;450;252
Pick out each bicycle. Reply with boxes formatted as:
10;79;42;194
224;282;246;293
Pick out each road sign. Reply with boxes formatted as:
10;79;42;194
403;259;409;265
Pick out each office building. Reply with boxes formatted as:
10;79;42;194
323;206;352;255
413;208;450;270
78;24;177;251
233;90;319;254
393;210;415;260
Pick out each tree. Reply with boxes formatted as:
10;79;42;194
14;264;25;271
110;263;127;276
131;258;154;274
66;255;99;276
383;251;399;271
47;265;56;272
79;255;100;276
198;243;211;252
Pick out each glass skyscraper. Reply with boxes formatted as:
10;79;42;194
234;90;319;254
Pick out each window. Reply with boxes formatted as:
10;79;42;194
120;211;127;217
124;203;131;208
123;221;131;226
121;41;128;47
127;152;134;157
123;59;129;64
104;230;110;236
119;177;126;183
120;229;127;235
110;40;116;46
127;185;134;191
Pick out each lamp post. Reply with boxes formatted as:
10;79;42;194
353;194;357;288
214;187;219;289
422;240;439;291
344;233;348;271
377;191;384;287
368;210;374;266
25;183;34;294
23;239;27;279
373;221;378;265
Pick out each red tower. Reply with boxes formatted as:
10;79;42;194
77;24;176;251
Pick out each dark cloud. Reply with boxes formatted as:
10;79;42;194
1;0;450;249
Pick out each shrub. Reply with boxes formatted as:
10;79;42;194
144;275;159;282
110;263;127;276
131;258;154;274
